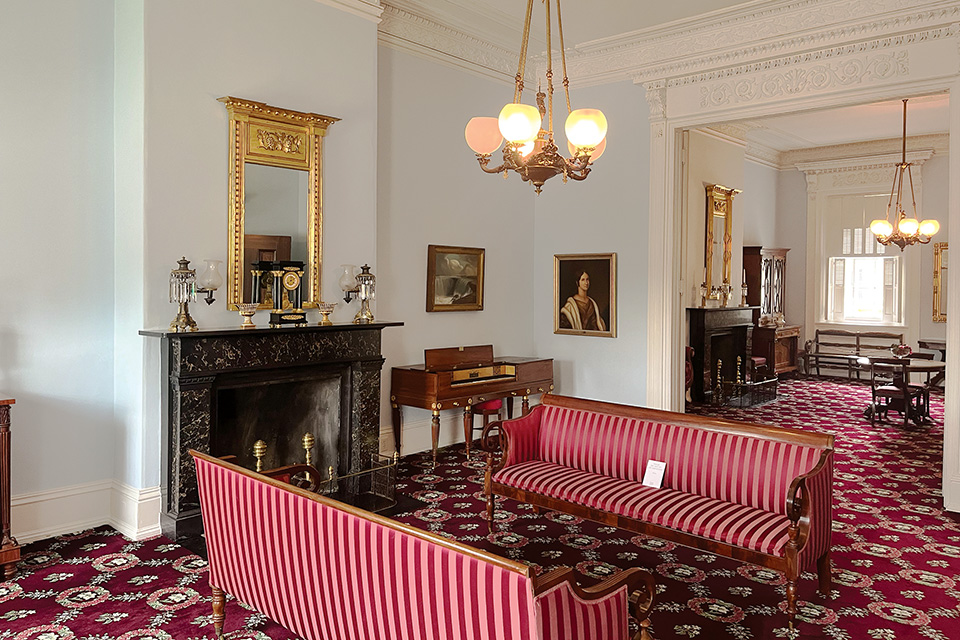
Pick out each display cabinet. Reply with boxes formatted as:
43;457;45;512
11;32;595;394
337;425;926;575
743;247;801;375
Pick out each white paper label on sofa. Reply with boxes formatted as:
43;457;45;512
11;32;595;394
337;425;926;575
642;460;666;488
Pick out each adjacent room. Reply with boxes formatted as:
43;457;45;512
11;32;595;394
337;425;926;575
2;0;958;639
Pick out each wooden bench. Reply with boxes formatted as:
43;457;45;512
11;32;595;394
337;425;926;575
483;394;834;629
191;450;656;640
802;329;904;378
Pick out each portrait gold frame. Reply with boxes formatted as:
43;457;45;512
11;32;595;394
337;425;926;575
704;184;740;296
220;96;339;310
553;253;617;338
933;241;948;323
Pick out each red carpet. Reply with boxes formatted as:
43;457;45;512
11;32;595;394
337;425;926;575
1;378;957;639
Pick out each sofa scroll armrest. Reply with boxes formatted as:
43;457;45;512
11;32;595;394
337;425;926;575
785;449;833;561
533;567;655;640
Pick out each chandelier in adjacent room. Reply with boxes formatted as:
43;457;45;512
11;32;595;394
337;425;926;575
869;99;939;250
464;0;607;194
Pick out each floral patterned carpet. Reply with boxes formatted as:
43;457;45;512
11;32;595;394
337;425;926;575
0;377;957;639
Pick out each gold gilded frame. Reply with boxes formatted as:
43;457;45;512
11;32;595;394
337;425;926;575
933;241;948;323
553;253;617;338
219;97;339;310
704;184;740;294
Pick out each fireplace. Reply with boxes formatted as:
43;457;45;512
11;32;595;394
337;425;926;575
140;322;400;543
687;307;755;402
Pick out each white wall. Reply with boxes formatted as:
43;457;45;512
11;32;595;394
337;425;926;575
0;0;117;498
377;49;536;453
919;155;949;345
532;81;651;405
742;160;779;248
139;0;380;488
776;169;809;336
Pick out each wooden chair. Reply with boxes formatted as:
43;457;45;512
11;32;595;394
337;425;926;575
869;358;922;427
469;398;502;456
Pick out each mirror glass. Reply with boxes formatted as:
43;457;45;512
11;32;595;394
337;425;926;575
220;96;339;311
242;163;310;303
710;212;725;288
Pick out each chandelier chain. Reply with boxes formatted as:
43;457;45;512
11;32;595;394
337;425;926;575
555;0;572;114
514;0;536;103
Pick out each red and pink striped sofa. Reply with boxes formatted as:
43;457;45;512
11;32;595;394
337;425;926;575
483;394;834;628
191;450;656;640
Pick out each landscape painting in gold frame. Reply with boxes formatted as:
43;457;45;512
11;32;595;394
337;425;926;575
426;245;484;312
554;253;616;337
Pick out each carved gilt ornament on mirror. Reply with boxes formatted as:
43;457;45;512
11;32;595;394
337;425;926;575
220;96;339;311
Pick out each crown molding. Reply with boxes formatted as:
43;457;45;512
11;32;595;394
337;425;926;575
314;0;383;23
566;0;960;86
378;2;517;84
795;149;934;175
783;133;948;168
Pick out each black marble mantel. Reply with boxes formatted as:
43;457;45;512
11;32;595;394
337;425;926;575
687;307;757;403
140;322;401;543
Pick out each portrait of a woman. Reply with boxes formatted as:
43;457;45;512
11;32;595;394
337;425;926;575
554;253;616;337
559;270;606;331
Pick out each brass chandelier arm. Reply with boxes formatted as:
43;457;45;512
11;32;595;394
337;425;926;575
514;0;536;102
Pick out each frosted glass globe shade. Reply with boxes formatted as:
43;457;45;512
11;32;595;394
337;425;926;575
464;117;503;155
518;139;536;158
498;104;542;143
898;217;920;236
870;219;893;237
564;109;608;148
567;136;606;162
919;219;940;236
197;259;223;291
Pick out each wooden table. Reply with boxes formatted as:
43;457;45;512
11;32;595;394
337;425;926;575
0;396;19;578
861;359;945;425
918;339;947;386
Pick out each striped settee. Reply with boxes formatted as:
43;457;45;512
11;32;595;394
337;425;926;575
191;451;656;640
483;394;834;628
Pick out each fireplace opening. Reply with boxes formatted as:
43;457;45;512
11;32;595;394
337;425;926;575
213;369;347;477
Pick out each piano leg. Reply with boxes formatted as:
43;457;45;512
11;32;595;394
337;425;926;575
431;410;441;467
462;406;474;457
391;402;402;456
522;395;530;415
506;396;514;420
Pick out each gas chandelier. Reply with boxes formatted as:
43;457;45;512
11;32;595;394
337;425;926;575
869;99;939;250
464;0;607;194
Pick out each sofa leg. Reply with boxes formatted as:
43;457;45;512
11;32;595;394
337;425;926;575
211;583;226;639
817;551;832;596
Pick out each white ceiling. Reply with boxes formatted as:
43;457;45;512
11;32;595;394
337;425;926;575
734;94;950;152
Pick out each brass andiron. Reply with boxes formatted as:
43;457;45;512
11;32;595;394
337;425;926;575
253;440;267;473
714;359;723;405
302;433;315;467
736;356;743;384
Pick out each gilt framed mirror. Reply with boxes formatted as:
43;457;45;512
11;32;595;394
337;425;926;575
704;184;741;297
934;241;948;323
220;97;339;310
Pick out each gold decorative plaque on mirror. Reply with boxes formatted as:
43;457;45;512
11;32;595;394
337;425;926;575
933;242;948;323
704;184;741;306
219;97;339;311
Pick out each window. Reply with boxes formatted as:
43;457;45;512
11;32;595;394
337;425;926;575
827;255;899;323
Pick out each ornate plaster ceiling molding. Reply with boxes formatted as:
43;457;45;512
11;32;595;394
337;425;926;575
378;1;520;84
566;0;960;86
783;133;949;167
314;0;384;23
795;149;935;176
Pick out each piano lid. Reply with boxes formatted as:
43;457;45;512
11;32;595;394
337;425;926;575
424;344;494;371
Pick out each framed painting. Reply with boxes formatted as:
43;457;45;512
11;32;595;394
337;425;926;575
554;253;616;337
426;245;485;312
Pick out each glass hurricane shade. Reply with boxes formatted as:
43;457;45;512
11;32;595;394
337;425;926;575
197;259;223;291
869;219;894;237
567;136;606;162
564;109;608;148
919;219;940;236
498;103;542;143
338;264;358;292
465;117;503;155
898;217;920;236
